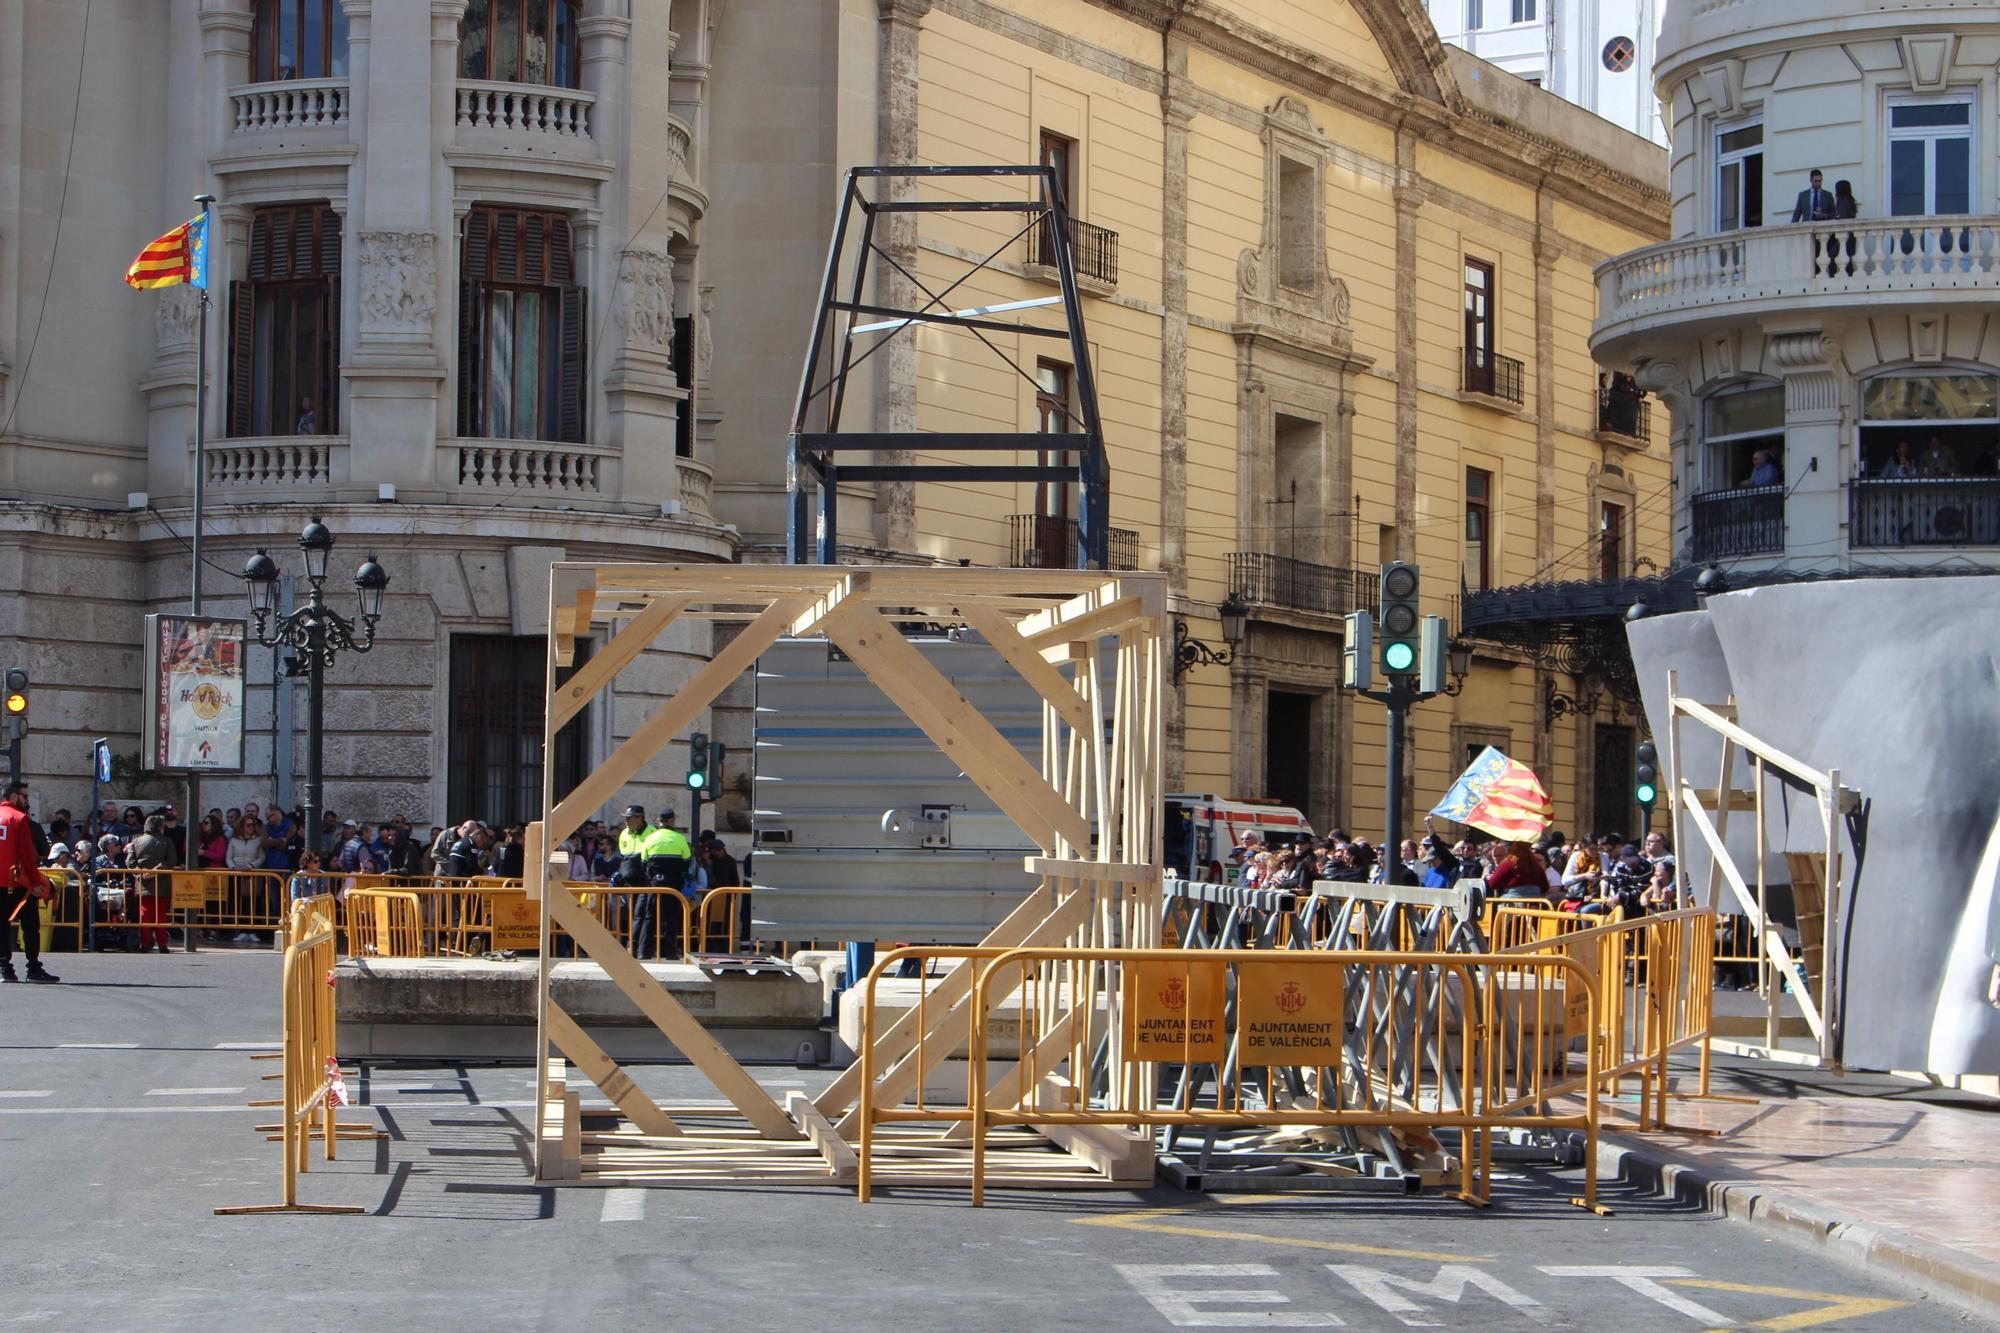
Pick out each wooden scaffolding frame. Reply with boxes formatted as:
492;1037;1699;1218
1665;668;1860;1067
524;564;1167;1187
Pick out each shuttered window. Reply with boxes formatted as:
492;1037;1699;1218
227;204;341;438
458;206;586;443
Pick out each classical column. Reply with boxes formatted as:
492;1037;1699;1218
1161;33;1194;789
1391;133;1420;561
1766;325;1847;565
871;0;930;554
342;0;454;491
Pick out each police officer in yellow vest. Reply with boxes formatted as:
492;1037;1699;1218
634;809;692;959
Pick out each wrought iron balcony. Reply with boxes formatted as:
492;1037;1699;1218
1690;484;1785;560
1851;477;2000;548
1026;215;1120;287
1226;552;1371;618
1597;386;1651;444
1008;514;1137;570
1463;348;1525;406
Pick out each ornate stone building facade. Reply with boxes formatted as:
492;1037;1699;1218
0;0;729;824
703;0;1673;839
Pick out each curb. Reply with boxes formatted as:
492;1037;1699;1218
1598;1131;2000;1321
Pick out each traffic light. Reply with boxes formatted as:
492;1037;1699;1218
685;731;712;792
1341;611;1373;691
3;667;25;742
1418;615;1448;696
1377;562;1420;677
1635;740;1659;807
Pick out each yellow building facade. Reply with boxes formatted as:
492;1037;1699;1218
708;0;1673;841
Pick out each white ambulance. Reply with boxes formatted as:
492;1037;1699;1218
1163;793;1314;882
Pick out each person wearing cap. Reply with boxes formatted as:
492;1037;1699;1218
610;805;652;948
634;810;692;959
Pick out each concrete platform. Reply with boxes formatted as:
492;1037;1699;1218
335;956;831;1064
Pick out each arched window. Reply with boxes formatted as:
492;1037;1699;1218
250;0;349;82
460;0;582;89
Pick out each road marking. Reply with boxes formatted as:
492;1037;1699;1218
1077;1206;1478;1264
1669;1278;1909;1330
0;1091;53;1099
1117;1264;1342;1327
1328;1264;1554;1327
57;1042;138;1049
145;1087;247;1097
215;1042;280;1050
600;1189;646;1223
1539;1267;1733;1326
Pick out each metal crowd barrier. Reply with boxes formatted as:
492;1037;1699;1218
82;868;289;948
855;944;1601;1209
333;881;704;961
215;896;381;1216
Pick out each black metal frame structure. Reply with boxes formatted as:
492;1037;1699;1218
786;165;1110;567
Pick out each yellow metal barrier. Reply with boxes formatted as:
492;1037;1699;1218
1498;906;1716;1126
11;867;81;953
856;944;1602;1210
695;887;752;953
88;868;289;944
344;888;424;958
332;881;695;960
215;896;380;1216
1487;903;1619;952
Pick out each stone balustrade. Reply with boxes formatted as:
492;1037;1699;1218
1594;216;2000;351
455;81;595;140
456;440;606;494
230;79;349;134
206;438;337;489
677;459;714;520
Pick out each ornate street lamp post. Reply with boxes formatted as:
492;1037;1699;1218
243;519;389;861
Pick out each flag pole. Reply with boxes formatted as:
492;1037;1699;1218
185;193;215;931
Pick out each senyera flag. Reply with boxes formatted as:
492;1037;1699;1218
1430;745;1554;842
125;213;209;291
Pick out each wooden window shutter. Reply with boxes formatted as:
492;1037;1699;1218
247;212;272;282
522;211;547;285
324;268;341;435
227;280;256;438
549;217;574;285
458;210;491;436
557;285;586;444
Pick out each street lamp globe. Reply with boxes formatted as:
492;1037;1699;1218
1217;593;1249;648
298;517;335;583
1693;563;1729;598
1625;599;1651;623
354;556;389;621
242;548;280;618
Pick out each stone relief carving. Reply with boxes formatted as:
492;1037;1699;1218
155;285;201;348
1237;247;1263;298
358;231;437;332
697;284;714;381
614;248;674;355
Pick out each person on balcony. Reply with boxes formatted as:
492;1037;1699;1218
1919;434;1959;477
294;397;316;435
1744;449;1782;487
1789;169;1833;224
1883;439;1919;479
1833;180;1859;220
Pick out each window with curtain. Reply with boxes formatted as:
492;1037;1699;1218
460;0;582;88
458;207;587;443
227;204;341;438
250;0;349;81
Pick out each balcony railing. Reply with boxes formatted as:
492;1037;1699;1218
1690;484;1785;560
1026;216;1120;287
456;440;606;494
1851;477;2000;548
1595;216;2000;346
206;437;337;488
230;79;349;134
1463;349;1525;406
455;81;595;140
1008;514;1137;570
1227;552;1371;618
1597;387;1651;443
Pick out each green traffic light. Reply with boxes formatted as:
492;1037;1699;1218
1635;782;1656;805
1384;641;1415;672
687;771;708;791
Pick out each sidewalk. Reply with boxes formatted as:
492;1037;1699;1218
1600;1052;2000;1318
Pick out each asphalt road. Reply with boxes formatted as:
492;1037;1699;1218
0;949;1984;1331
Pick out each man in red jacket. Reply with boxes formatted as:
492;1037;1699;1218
1;780;58;983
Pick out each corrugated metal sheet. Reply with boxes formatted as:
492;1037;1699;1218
749;636;1045;943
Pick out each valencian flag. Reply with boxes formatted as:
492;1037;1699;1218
1430;746;1554;842
125;213;209;291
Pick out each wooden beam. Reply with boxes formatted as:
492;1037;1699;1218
1022;857;1159;885
1018;597;1149;655
545;999;684;1138
788;570;873;638
545;594;817;847
545;887;801;1140
1673;694;1835;797
823;606;1092;854
551;596;692;731
958;604;1094;738
1014;580;1126;638
786;1091;856;1183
